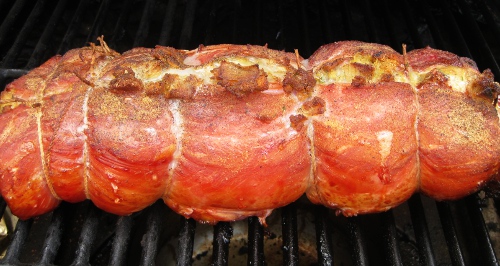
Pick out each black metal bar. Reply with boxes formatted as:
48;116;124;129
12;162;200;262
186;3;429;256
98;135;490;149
314;206;333;266
380;210;403;266
109;216;133;266
0;0;28;48
436;0;471;58
133;0;155;47
140;203;162;266
0;219;32;264
455;0;500;77
380;0;399;48
252;0;262;44
71;203;100;266
347;216;368;266
435;201;466;266
86;0;112;44
276;0;286;51
281;203;298;266
361;0;380;44
37;203;67;265
408;194;436;266
298;0;311;57
400;0;424;49
0;68;28;79
212;222;233;266
232;0;242;44
319;0;335;43
26;0;68;69
420;0;446;49
57;0;90;54
109;0;133;47
247;216;265;266
178;0;197;49
465;195;499;266
177;217;196;266
339;0;353;41
0;196;5;219
1;0;46;68
202;0;217;46
158;0;178;46
479;0;500;44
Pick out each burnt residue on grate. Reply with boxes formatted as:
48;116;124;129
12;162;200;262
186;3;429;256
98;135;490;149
1;0;500;265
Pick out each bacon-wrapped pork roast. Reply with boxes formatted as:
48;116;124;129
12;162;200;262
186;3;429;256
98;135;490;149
1;40;499;224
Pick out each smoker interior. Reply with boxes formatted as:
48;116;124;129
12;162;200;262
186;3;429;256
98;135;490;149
1;0;500;265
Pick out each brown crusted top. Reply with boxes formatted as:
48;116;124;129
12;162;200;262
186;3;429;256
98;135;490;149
470;69;500;104
212;61;269;97
109;67;144;93
283;68;316;95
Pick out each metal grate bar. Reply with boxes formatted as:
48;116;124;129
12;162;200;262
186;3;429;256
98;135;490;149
140;203;162;266
479;0;500;44
231;0;242;44
400;0;424;49
420;0;446;49
1;0;46;68
0;68;28;80
176;217;196;266
247;216;265;266
276;0;286;51
361;0;380;44
0;0;28;49
71;203;100;266
319;0;334;43
436;0;471;57
380;210;403;266
465;195;499;266
202;0;217;46
86;0;112;44
110;216;133;266
314;206;333;266
158;0;178;46
133;0;155;47
380;0;400;49
252;0;262;44
347;216;368;266
281;203;299;266
339;0;354;41
297;0;311;57
178;0;197;49
109;0;133;47
457;0;500;77
408;194;436;266
436;202;466;266
0;196;5;219
26;0;68;69
36;203;67;265
0;219;32;265
212;222;233;266
57;0;90;54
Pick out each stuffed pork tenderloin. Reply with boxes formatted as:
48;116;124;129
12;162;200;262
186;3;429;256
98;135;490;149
0;40;499;224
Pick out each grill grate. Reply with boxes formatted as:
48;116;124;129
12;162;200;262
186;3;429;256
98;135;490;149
1;0;500;265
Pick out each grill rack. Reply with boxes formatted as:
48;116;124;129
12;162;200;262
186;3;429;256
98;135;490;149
0;0;500;265
0;195;499;265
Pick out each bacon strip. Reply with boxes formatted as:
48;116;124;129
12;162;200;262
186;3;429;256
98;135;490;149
0;41;499;223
